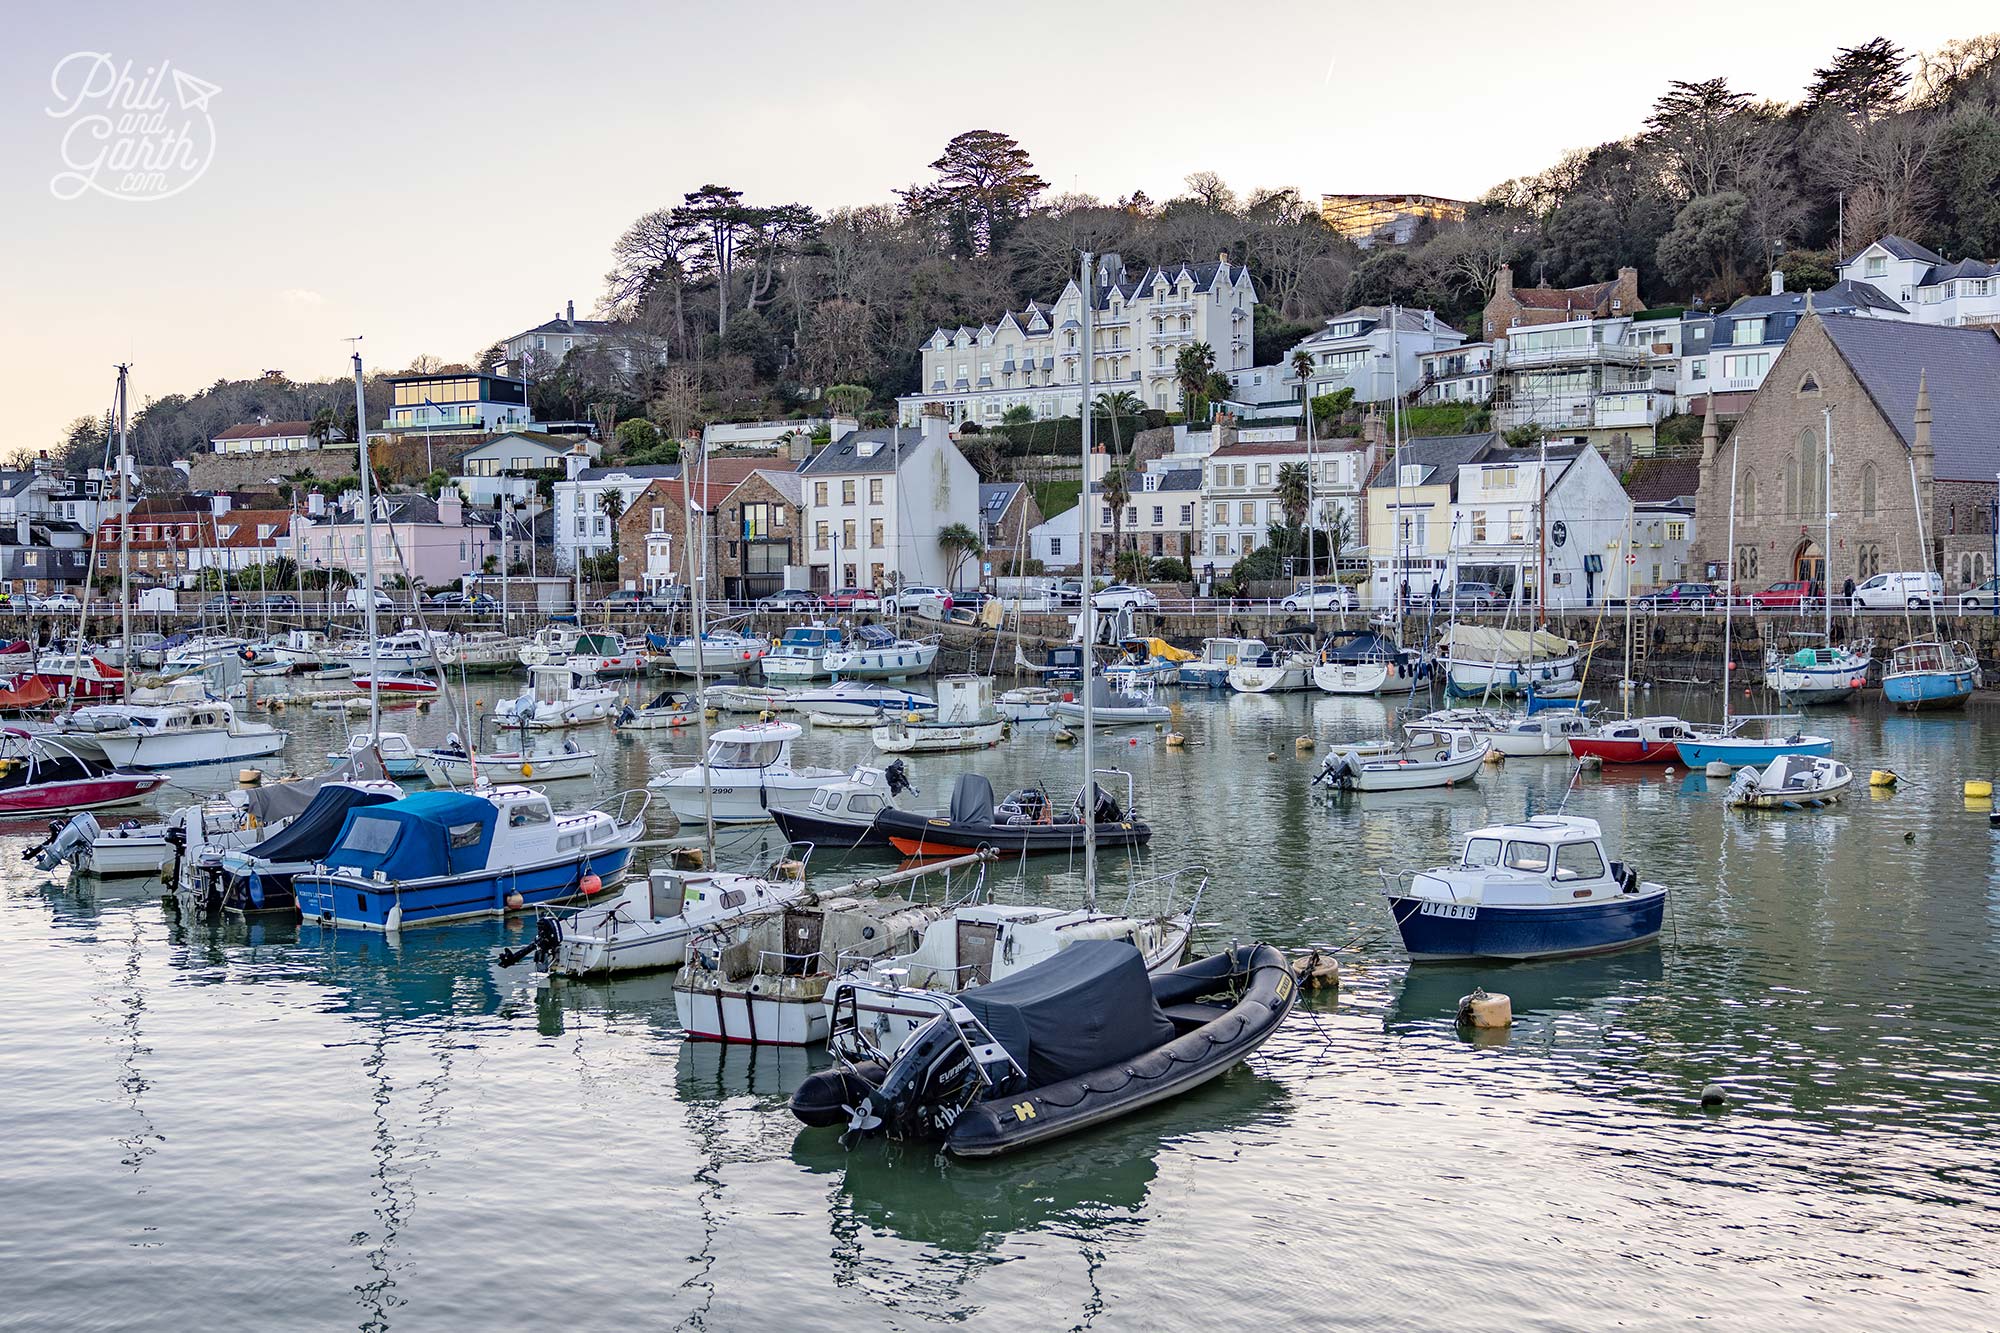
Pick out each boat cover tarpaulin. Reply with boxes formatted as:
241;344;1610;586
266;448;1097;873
244;784;399;864
961;940;1177;1086
245;751;389;824
1142;638;1195;663
324;791;498;881
1441;625;1575;662
948;773;995;825
1324;631;1402;663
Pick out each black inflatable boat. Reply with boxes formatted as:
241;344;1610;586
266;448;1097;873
791;939;1295;1156
873;773;1152;859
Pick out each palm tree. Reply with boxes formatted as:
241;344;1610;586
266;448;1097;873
1276;461;1311;531
1101;465;1130;572
1174;343;1216;418
309;407;336;447
936;522;983;587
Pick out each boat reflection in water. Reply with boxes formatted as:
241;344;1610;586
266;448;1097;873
1386;948;1667;1033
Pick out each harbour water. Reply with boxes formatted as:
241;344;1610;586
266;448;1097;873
4;680;1998;1329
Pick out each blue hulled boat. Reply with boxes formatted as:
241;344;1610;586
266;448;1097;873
292;786;645;931
1384;816;1667;962
1673;730;1833;768
1881;641;1977;710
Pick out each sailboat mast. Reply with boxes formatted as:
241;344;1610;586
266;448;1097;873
1079;250;1097;911
1822;405;1834;642
1536;434;1548;629
1722;433;1739;728
116;364;132;669
1390;303;1405;630
686;441;715;864
351;346;380;731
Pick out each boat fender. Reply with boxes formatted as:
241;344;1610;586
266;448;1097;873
1295;735;1314;751
1165;732;1185;747
504;891;525;910
1966;779;1993;799
1868;769;1899;788
385;903;404;933
1457;988;1511;1029
580;874;603;896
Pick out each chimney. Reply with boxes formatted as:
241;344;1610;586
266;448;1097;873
1218;250;1229;268
210;493;232;518
566;300;575;327
564;449;589;480
307;490;326;518
1494;263;1513;298
830;414;859;442
1770;270;1785;296
437;488;463;528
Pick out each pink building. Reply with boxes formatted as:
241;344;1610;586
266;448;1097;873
293;491;506;590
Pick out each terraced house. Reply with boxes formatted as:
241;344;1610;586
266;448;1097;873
898;252;1257;425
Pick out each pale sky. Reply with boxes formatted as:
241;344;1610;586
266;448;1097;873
3;0;1994;451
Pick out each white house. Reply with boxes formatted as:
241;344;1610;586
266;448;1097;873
454;431;580;506
1490;313;1675;454
1086;463;1204;564
798;420;980;590
1415;342;1494;405
1199;430;1375;564
1449;443;1635;608
899;252;1258;425
552;462;684;572
1839;235;2000;326
501;301;667;380
1029;506;1082;572
1284;306;1466;405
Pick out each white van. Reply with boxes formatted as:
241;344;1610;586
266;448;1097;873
345;587;394;611
1851;571;1942;609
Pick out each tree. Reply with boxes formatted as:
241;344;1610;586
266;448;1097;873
1291;347;1316;406
605;207;701;350
936;522;983;586
1932;106;2000;257
476;342;507;373
1182;171;1238;212
1174;343;1216;418
1276;461;1311;531
615;418;662;455
1806;38;1909;123
1655;191;1752;293
900;130;1048;256
599;489;627;531
309;407;336;447
672;184;760;338
1001;404;1034;426
650;367;704;444
1100;466;1129;570
404;354;445;376
826;383;872;419
1643;78;1755;199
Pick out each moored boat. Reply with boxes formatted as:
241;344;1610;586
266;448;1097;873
1726;754;1853;809
823;625;940;679
1764;643;1872;705
870;675;1004;754
1438;625;1578;696
0;731;165;813
1566;715;1698;764
875;772;1151;859
1673;726;1833;769
1052;678;1170;728
615;688;698;731
668;629;770;675
1881;640;1977;710
1315;727;1490;791
647;719;843;824
493;663;618;729
762;623;849;682
766;762;913;848
1382;815;1667;961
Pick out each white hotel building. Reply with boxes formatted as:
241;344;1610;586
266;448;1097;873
898;253;1258;426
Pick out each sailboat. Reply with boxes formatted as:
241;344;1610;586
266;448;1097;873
1764;404;1872;704
1676;441;1832;769
1881;374;1977;709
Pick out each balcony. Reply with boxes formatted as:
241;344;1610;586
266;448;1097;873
1151;325;1196;344
1495;341;1648;370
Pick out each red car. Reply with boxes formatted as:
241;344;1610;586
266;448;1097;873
1749;579;1820;610
822;586;881;611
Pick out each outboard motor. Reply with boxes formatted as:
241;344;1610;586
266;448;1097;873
27;812;100;872
843;1004;1017;1145
1313;755;1356;789
884;759;912;797
1726;767;1760;804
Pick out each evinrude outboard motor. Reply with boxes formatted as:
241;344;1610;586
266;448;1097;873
1313;755;1356;789
27;812;100;872
1726;767;1760;804
841;1004;1018;1145
884;759;912;797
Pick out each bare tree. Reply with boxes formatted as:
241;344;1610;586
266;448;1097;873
649;367;705;444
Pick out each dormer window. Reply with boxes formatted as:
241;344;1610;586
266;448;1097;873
1865;255;1886;278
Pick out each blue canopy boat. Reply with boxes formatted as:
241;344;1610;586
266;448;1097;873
292;786;646;931
1881;640;1977;710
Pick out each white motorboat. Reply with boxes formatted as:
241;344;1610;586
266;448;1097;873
86;692;289;771
1726;753;1853;809
1053;678;1171;728
98;634;169;671
823;626;940;679
28;811;177;878
1438;625;1578;696
260;629;348;675
160;635;255;678
668;629;770;675
615;688;697;730
563;630;646;676
995;686;1061;722
703;682;791;714
441;631;527;671
1179;637;1262;690
326;730;426;777
338;627;446;674
826;888;1197;1058
787;681;936;719
1313;631;1420;695
494;664;620;729
1462;710;1598;757
647;719;844;823
872;675;1005;754
1228;646;1314;693
545;860;811;977
762;624;848;682
766;763;913;847
418;736;598;786
1316;727;1490;791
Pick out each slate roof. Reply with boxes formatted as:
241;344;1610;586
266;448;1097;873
749;468;805;505
512;316;623;337
1509;279;1622;312
576;464;683;483
1365;432;1500;489
1726;281;1907;318
1819;316;2000;483
1925;258;2000;283
799;427;926;475
1150;470;1203;491
979;482;1023;514
1209;441;1312;458
1850;234;1945;266
1623;458;1701;505
212;420;316;441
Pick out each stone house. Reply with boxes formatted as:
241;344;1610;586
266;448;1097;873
1483;264;1645;344
1690;312;2000;592
714;469;804;600
978;482;1043;573
614;477;735;596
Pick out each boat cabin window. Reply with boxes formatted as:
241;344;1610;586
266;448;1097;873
340;815;400;855
535;676;567;703
448;821;484;849
719;889;746;909
1554;841;1607;881
1504;841;1551;873
508;800;552;828
809;789;836;811
1463;837;1503;868
848;795;883;814
710;740;782;767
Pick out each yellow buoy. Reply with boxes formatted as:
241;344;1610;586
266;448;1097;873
1165;732;1186;748
1458;988;1512;1029
520;763;533;777
1294;735;1315;751
1869;769;1899;788
1966;779;1992;799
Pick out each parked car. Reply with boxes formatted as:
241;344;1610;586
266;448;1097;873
33;592;83;614
1748;580;1819;610
882;585;954;616
823;586;881;611
599;589;655;611
426;591;472;608
1639;581;1721;607
201;593;246;611
1052;580;1085;608
1091;584;1159;612
258;593;301;611
344;587;394;611
1444;581;1505;609
1958;577;2000;612
1851;571;1942;610
1280;583;1357;612
950;589;992;615
756;588;823;613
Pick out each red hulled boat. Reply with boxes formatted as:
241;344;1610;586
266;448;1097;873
0;730;165;814
1565;716;1698;765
